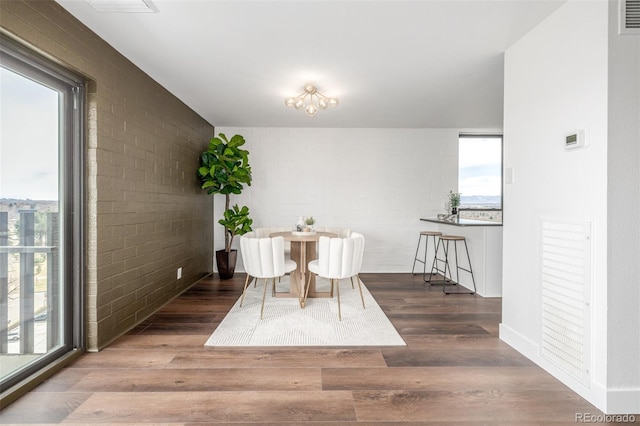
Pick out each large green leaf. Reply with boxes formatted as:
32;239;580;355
209;137;222;150
228;134;245;148
218;204;253;237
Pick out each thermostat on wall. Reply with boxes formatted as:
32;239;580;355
564;129;587;151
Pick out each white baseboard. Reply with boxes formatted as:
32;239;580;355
499;323;610;413
500;323;640;415
607;387;640;415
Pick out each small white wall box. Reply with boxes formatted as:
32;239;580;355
564;129;587;151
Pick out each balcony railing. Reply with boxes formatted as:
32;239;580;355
0;210;59;355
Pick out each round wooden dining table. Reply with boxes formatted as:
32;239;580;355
269;230;336;307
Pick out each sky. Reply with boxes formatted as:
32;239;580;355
458;136;502;197
0;67;59;201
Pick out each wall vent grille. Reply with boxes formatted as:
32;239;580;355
620;0;640;34
540;219;591;386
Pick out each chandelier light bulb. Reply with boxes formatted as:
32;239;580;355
304;83;317;94
284;83;339;117
305;104;318;116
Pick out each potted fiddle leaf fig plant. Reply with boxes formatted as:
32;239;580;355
198;133;252;279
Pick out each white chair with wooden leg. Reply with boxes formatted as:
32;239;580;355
252;227;292;285
315;226;351;238
305;233;365;320
253;226;292;254
239;235;297;319
348;232;366;296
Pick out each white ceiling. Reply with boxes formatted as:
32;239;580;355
55;0;565;129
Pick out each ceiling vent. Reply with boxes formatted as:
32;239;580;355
620;0;640;35
88;0;158;13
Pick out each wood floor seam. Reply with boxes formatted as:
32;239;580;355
0;273;619;424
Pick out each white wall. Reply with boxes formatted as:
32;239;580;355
606;0;640;411
501;0;640;414
214;127;459;272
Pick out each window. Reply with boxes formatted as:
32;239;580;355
1;35;84;397
458;134;503;210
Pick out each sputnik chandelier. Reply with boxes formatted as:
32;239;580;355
284;83;339;117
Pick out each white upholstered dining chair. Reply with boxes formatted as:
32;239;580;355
239;235;297;319
253;226;291;238
314;226;351;238
305;232;365;320
253;226;292;254
349;231;366;290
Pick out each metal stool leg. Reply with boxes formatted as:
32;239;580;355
427;238;442;285
427;238;453;286
442;239;452;283
422;234;441;282
444;239;476;295
414;232;444;283
462;239;477;293
411;233;426;275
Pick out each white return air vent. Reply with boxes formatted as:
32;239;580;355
540;218;591;386
620;0;640;35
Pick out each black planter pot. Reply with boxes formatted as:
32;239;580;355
216;249;238;280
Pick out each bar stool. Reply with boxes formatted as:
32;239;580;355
428;234;476;295
411;231;442;281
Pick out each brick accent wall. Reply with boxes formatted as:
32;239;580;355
1;0;214;350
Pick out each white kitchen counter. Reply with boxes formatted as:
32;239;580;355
420;217;503;297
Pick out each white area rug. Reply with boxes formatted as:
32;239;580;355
205;277;406;347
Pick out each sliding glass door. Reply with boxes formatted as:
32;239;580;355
0;35;84;394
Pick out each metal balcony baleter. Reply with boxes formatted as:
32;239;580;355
0;210;59;355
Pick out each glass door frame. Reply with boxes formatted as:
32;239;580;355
0;33;85;397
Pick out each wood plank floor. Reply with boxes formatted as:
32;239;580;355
0;273;623;424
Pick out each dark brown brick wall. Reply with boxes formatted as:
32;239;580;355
1;0;214;350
